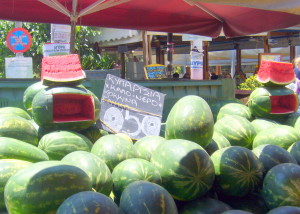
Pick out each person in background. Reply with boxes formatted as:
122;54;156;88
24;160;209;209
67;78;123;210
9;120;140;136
210;72;219;80
183;66;191;79
293;56;300;95
225;73;232;78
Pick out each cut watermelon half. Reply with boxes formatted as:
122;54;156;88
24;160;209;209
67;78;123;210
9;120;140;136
53;93;95;123
41;54;86;86
270;94;298;114
257;60;295;86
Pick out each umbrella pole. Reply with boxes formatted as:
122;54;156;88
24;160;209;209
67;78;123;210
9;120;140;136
70;20;76;54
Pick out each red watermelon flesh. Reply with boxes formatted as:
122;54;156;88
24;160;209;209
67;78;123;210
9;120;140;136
257;60;295;85
41;54;86;84
270;94;298;114
53;94;95;122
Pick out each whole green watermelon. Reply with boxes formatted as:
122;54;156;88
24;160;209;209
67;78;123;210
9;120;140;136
133;135;166;161
112;158;162;203
0;159;32;212
23;81;47;113
251;118;278;134
205;131;231;155
62;151;113;196
252;144;297;175
56;191;121;214
177;197;232;214
0;115;38;146
91;134;137;171
119;181;178;214
79;124;109;143
252;125;300;149
150;139;215;201
4;161;92;214
38;130;93;160
214;115;256;149
211;146;264;197
32;86;100;131
217;103;253;121
165;95;214;148
288;141;300;164
0;137;49;162
0;107;31;120
267;206;300;214
262;163;300;209
247;86;298;120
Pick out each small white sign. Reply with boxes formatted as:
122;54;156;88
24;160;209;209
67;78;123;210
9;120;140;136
5;57;33;78
51;24;71;43
43;43;70;57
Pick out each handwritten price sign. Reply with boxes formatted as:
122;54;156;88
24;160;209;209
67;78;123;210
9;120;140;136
99;74;165;139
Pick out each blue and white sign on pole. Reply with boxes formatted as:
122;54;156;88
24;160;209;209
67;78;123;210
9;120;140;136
6;28;32;53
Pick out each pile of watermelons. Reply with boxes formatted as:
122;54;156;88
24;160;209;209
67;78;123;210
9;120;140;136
0;56;300;213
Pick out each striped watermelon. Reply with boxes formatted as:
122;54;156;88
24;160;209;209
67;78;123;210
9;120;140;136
176;197;232;214
56;191;121;214
257;60;295;86
112;158;162;203
247;86;298;120
150;139;215;201
62;151;113;196
205;131;231;155
210;146;264;197
38;130;93;160
262;163;300;209
221;210;253;214
288;141;300;164
217;103;253;121
0;107;31;120
41;54;86;87
23;81;47;113
267;206;300;214
4;161;92;214
133;135;166;161
0;115;38;146
0;159;32;212
214;115;256;149
79;124;109;143
251;118;278;134
252;144;297;175
283;112;300;133
32;86;100;131
91;134;137;171
0;137;48;162
165;95;214;148
252;125;300;149
119;181;178;214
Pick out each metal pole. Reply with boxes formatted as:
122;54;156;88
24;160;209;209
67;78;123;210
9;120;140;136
167;33;173;77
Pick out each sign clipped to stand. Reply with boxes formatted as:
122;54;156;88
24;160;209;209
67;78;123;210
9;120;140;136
6;28;32;53
144;64;167;79
99;74;165;139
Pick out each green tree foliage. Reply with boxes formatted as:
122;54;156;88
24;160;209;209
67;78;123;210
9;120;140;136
237;74;264;90
0;20;115;78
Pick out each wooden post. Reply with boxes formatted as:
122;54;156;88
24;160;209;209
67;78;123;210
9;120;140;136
290;45;296;62
155;38;161;64
147;34;152;64
70;20;76;54
120;52;126;79
263;35;270;53
142;31;148;66
167;33;173;77
235;43;245;80
203;41;209;80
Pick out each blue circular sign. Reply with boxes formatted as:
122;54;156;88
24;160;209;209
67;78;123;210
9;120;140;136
6;28;32;53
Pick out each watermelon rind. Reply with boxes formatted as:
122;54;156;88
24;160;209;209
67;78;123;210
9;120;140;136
266;206;300;214
32;86;100;131
119;181;178;214
56;191;121;214
4;161;93;214
262;163;300;209
150;139;215;201
217;103;253;121
62;151;113;196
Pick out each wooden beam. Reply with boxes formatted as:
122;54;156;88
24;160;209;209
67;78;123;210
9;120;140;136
203;41;209;80
290;45;295;62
